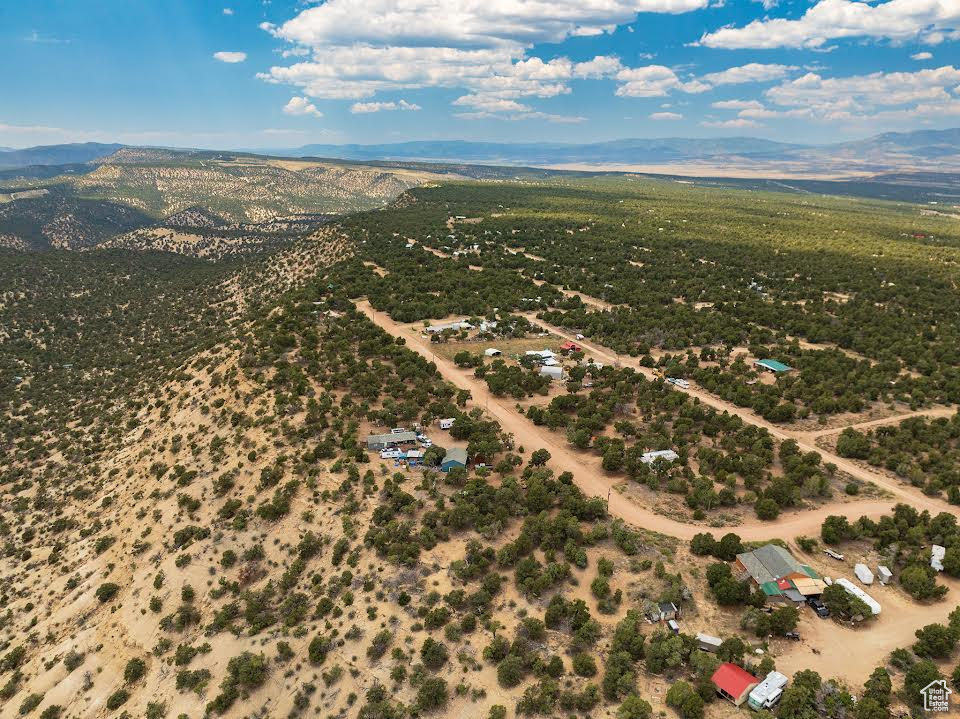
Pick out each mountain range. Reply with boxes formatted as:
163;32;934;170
2;129;959;178
272;128;960;177
0;141;123;170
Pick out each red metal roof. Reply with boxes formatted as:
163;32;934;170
711;663;758;699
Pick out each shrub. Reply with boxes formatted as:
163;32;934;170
123;657;147;683
105;689;129;710
95;583;120;602
666;680;705;719
308;635;333;665
18;694;43;715
496;655;526;688
617;695;653;719
572;653;598;677
420;638;448;670
416;677;448;711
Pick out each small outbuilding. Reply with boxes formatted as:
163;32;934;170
753;359;792;374
484;348;502;357
560;341;582;353
877;566;893;585
441;447;468;472
657;602;680;621
696;633;723;653
439;418;456;430
932;545;946;572
711;663;759;706
854;564;875;585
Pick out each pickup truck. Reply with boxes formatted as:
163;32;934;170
807;597;831;618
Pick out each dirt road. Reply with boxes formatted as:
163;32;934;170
528;313;956;518
800;406;956;440
358;300;923;543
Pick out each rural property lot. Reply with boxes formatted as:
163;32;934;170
355;299;953;541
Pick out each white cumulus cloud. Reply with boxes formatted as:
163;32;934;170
701;118;762;128
699;0;960;50
911;51;933;60
213;51;247;63
650;111;683;120
700;63;797;86
615;65;710;97
350;100;422;113
258;0;708;120
283;96;324;118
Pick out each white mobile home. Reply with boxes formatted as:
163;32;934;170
836;578;881;616
640;449;679;464
539;365;564;380
748;672;789;711
426;320;473;334
439;418;456;430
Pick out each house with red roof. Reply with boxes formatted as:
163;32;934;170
560;340;581;353
711;663;759;706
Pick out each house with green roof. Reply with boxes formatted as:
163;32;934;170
753;359;792;373
735;544;822;605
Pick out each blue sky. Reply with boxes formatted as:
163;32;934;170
1;0;958;149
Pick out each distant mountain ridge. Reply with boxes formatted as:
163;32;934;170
278;136;807;164
1;129;958;176
267;128;960;176
0;142;123;170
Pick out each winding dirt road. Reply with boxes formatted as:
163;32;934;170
357;300;951;543
528;312;956;519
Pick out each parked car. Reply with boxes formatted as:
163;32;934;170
807;597;831;618
784;632;801;641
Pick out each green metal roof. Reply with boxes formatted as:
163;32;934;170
755;359;792;372
800;565;820;579
760;582;783;597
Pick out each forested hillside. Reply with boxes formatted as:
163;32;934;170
0;150;451;252
1;174;958;719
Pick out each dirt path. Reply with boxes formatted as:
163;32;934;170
527;313;957;519
799;406;956;440
358;300;926;543
526;276;623;312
